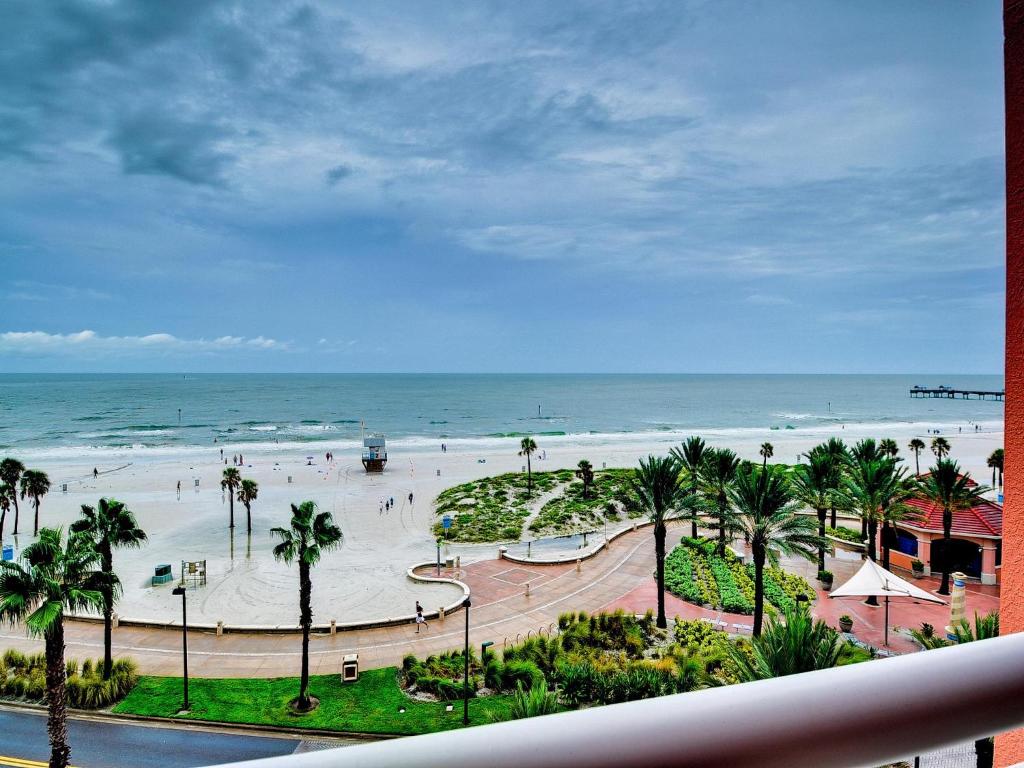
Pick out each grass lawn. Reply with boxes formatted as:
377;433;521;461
113;667;514;736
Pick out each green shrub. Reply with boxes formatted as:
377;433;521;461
500;660;544;691
0;652;137;709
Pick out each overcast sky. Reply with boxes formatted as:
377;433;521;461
0;1;1006;373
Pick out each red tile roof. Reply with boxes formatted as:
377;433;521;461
903;496;1002;538
915;471;979;487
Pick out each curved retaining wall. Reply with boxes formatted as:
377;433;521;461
66;565;471;635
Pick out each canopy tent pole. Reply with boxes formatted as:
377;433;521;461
885;595;890;646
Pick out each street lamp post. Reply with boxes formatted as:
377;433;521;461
436;539;442;576
172;585;189;712
481;640;494;667
462;597;472;725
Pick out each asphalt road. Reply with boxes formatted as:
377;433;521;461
0;707;357;768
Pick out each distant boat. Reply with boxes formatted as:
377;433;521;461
361;422;387;473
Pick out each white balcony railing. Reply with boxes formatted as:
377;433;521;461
216;632;1024;768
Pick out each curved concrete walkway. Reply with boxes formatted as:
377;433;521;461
0;522;998;676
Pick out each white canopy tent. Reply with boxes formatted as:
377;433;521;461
829;559;945;645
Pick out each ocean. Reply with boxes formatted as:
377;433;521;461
0;373;1004;460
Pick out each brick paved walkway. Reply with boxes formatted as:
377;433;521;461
0;522;999;677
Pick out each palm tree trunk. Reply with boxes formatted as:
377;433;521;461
881;521;891;572
102;548;114;680
817;508;826;572
690;485;699;538
0;508;5;542
937;509;953;595
245;503;252;535
33;497;40;536
753;547;765;637
860;515;867;540
12;494;19;535
298;559;312;709
830;504;836;530
526;455;532;497
866;519;879;606
915;452;920;476
654;521;666;629
228;493;235;529
45;621;71;768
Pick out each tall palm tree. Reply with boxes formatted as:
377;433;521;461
931;436;951;459
791;452;833;572
879;438;899;460
671;436;707;538
271;501;343;711
0;528;105;768
821;438;848;528
0;458;25;534
876;468;921;573
0;483;13;543
69;499;147;680
221;467;241;529
921;460;988;595
630;455;685;630
518;437;538;497
987;448;1004;489
575;460;594;499
237;479;259;534
20;469;51;536
699;448;740;556
759;442;774;467
908;438;926;475
729;465;821;636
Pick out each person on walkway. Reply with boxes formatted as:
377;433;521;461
93;467;98;479
416;609;428;634
176;480;181;499
408;492;414;505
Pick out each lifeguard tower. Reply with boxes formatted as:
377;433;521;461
362;435;387;473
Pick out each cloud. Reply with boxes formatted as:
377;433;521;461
108;112;235;187
6;281;112;302
325;164;353;185
746;294;792;306
0;330;289;357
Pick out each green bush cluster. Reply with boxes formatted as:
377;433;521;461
826;526;864;544
0;650;138;709
401;650;481;700
432;471;572;542
529;469;642;536
663;538;814;616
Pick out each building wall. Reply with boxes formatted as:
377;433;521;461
997;1;1024;764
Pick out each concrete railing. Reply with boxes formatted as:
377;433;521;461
208;632;1024;768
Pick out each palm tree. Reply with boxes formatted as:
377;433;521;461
759;442;774;467
921;460;988;595
699;448;740;556
0;528;105;768
69;499;147;680
821;438;848;528
908;438;926;475
0;483;13;543
728;603;842;680
518;437;538;497
575;460;594;499
850;438;880;463
221;467;241;529
876;468;921;573
987;448;1004;489
0;458;25;534
671;436;707;538
237;479;259;534
879;438;899;460
630;455;685;630
791;452;833;572
271;501;343;711
931;436;951;459
20;469;51;536
729;466;821;636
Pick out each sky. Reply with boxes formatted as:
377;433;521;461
0;1;1006;373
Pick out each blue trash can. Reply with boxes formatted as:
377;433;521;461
1;544;13;562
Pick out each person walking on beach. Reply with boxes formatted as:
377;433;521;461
409;492;414;505
177;480;181;500
93;467;98;479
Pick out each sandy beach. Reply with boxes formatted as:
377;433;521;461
4;418;1003;627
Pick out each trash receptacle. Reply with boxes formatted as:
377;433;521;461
1;544;13;562
342;653;359;682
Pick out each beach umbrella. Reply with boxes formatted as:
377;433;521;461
829;559;945;646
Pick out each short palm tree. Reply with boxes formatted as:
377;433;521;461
921;460;988;595
729;603;842;680
987;448;1004;489
791;452;833;572
630;455;685;630
0;528;106;768
879;438;899;460
850;438;880;463
699;448;740;556
670;436;707;538
69;499;147;679
575;460;594;498
931;436;951;459
0;458;25;534
237;479;259;534
20;469;51;536
729;465;821;636
876;469;921;572
518;437;538;497
271;501;343;711
0;483;13;543
221;467;241;529
908;438;926;475
759;442;774;467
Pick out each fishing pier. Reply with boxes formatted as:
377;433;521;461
909;385;1004;401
